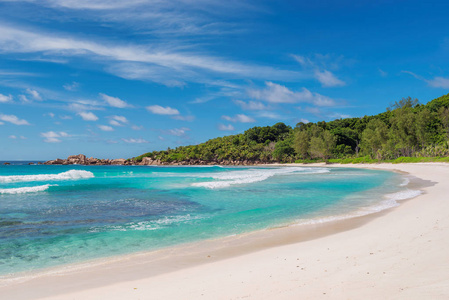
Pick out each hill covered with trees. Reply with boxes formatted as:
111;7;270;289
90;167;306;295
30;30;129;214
132;93;449;165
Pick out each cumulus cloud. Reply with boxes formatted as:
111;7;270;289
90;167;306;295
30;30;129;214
218;124;235;131
122;138;149;143
0;114;30;125
146;105;180;115
100;93;131;108
98;125;114;131
132;125;143;130
221;114;255;123
0;94;13;103
41;131;70;143
233;100;268;110
248;82;336;106
78;111;99;121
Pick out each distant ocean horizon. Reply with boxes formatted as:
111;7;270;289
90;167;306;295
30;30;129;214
0;165;420;277
0;161;44;165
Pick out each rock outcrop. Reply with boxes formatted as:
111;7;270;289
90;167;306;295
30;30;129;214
44;154;130;166
43;154;269;166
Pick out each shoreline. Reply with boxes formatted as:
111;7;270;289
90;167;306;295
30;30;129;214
1;163;448;299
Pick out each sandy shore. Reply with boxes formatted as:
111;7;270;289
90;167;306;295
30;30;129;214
2;163;449;299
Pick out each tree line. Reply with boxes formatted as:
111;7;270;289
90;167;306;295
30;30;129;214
133;93;449;164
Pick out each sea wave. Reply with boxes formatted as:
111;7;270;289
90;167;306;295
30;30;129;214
0;184;55;194
192;167;330;189
295;188;422;226
0;170;94;183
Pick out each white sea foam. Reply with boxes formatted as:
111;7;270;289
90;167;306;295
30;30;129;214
400;177;410;186
192;167;330;189
294;189;422;226
0;184;55;194
385;189;422;201
89;214;206;233
0;170;94;183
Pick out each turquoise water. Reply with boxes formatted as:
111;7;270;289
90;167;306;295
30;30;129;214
0;165;415;276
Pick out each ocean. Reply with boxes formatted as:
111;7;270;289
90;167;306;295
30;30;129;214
0;164;420;277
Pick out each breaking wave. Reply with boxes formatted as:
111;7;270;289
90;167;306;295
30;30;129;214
0;170;94;183
192;167;330;189
0;184;55;194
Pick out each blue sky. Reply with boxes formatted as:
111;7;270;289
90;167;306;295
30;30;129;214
0;0;448;160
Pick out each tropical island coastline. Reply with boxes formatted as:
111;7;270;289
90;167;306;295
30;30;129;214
40;93;449;167
1;162;448;299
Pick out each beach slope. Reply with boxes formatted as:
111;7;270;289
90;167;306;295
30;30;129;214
2;163;449;299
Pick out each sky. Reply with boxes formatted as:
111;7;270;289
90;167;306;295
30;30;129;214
0;0;449;160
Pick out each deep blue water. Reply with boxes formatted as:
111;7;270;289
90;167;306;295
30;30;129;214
0;165;414;276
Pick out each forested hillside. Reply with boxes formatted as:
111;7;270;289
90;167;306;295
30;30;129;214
133;93;449;164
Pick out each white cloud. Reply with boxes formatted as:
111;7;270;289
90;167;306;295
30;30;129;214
69;102;104;112
109;115;129;126
9;135;17;139
100;93;130;108
98;125;114;131
18;95;30;102
299;118;310;124
248;82;336;106
314;70;345;87
171;115;195;121
40;131;70;143
146;105;180;115
428;77;449;88
293;54;346;87
218;124;235;131
111;115;128;123
122;138;149;143
329;113;351;119
109;120;122;126
233;100;268;110
131;125;143;130
0;24;302;85
221;114;255;123
0;94;13;103
63;81;79;91
78;111;99;121
26;88;42;100
403;71;449;88
60;115;73;120
378;68;388;77
0;114;30;125
165;127;190;136
47;112;55;118
256;111;283;119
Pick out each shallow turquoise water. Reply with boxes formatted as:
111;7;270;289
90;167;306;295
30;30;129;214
0;165;411;276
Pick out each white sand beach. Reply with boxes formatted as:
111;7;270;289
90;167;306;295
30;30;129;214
2;163;449;299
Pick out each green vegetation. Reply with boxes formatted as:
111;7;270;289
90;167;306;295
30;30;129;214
132;94;449;165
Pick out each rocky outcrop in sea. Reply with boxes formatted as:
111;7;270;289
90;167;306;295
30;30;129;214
43;154;269;166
